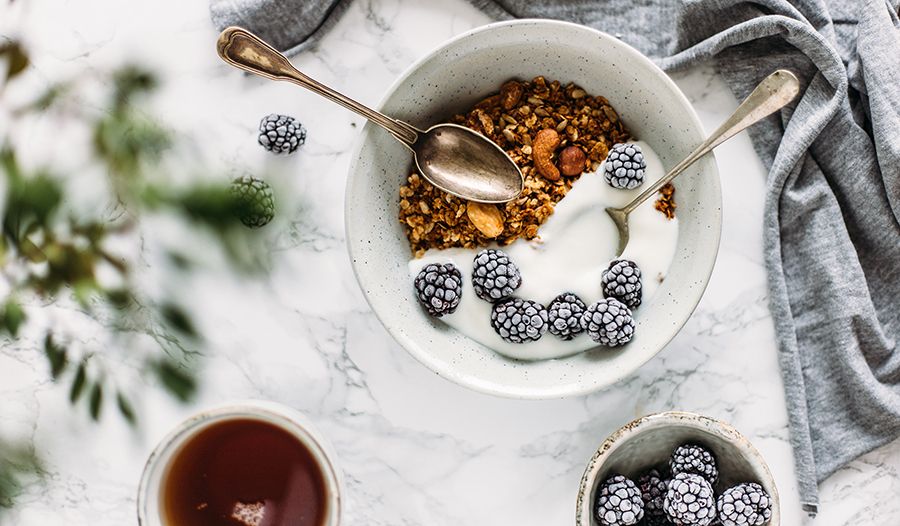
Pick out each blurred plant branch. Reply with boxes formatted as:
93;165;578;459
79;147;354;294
0;39;271;514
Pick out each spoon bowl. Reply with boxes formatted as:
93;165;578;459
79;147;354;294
216;26;524;203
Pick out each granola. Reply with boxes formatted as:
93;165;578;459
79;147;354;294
654;182;677;219
399;77;633;258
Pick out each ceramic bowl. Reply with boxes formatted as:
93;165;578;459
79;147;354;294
576;412;780;526
346;19;721;399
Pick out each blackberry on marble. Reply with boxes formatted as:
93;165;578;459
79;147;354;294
604;142;646;189
547;292;587;341
602;259;643;310
716;483;771;526
595;474;644;526
664;473;717;526
580;298;635;347
413;263;462;317
670;443;718;486
471;249;522;302
490;298;548;344
258;114;306;154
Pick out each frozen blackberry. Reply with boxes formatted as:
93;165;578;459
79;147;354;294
580;298;635;347
490;298;548;344
471;249;522;302
604;142;646;189
664;473;717;526
716;483;771;526
258;114;306;154
413;263;462;317
670;443;718;485
602;259;643;310
638;469;669;520
595;474;644;526
230;175;275;228
643;513;675;526
547;292;587;341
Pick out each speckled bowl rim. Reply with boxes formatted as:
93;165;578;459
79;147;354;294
575;411;780;526
345;19;722;399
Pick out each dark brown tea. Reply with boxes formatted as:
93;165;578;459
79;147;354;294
161;417;328;526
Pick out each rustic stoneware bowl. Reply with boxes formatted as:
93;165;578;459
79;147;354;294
576;411;780;526
346;19;722;399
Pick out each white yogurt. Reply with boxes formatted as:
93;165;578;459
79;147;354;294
408;141;678;361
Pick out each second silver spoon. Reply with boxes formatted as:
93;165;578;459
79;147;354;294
606;69;801;257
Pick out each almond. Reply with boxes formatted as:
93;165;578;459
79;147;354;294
466;201;505;238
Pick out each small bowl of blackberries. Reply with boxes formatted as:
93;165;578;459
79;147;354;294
576;412;779;526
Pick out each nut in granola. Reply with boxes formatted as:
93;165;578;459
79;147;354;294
533;128;561;181
466;201;505;238
558;146;587;177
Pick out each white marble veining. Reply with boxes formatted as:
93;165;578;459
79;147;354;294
2;0;900;525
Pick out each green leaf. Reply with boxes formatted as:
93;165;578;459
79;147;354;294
69;363;87;403
116;392;136;426
27;82;69;113
88;382;103;421
0;40;29;80
112;65;158;113
160;303;197;339
0;143;19;181
3;173;63;241
43;334;67;379
176;184;237;228
153;361;196;402
93;112;170;179
0;299;25;337
105;289;133;309
0;438;42;509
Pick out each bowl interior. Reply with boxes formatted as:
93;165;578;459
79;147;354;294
346;19;722;399
575;412;780;526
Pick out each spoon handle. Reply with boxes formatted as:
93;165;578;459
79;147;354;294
620;69;800;215
216;26;419;145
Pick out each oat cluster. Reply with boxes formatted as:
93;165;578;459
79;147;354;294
399;77;633;258
654;182;677;219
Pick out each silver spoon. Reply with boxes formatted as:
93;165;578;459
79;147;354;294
606;69;801;257
216;27;525;204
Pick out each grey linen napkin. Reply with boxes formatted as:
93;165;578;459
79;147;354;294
209;0;900;514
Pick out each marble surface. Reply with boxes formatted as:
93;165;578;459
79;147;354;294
2;0;900;525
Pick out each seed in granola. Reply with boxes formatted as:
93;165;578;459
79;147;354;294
476;110;494;135
603;105;619;123
570;89;587;99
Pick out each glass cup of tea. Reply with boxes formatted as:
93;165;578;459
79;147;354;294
137;400;342;526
